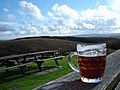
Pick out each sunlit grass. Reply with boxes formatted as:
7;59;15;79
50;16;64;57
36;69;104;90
0;56;77;90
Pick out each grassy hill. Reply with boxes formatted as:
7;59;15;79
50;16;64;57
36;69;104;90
0;36;120;57
0;38;79;57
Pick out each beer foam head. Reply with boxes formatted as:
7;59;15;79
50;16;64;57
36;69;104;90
77;43;106;57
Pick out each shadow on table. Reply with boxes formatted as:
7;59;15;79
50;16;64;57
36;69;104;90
37;79;99;90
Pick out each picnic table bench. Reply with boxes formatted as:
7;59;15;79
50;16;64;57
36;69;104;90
0;50;63;75
33;49;120;90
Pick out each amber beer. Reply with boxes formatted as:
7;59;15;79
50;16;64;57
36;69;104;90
77;56;106;79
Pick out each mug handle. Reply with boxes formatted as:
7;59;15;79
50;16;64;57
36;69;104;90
68;52;79;73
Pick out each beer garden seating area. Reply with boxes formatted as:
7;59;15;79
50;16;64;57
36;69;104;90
0;50;63;76
0;49;120;90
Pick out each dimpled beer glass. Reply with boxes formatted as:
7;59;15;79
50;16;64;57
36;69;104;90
68;43;106;83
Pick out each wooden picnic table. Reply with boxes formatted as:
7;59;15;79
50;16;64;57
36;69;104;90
0;50;58;61
33;49;120;90
0;50;63;75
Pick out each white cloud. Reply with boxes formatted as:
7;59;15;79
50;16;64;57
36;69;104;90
48;4;80;20
78;4;120;34
110;0;120;11
0;24;14;32
0;21;16;25
0;24;15;39
2;1;120;40
0;31;12;36
46;4;119;35
80;5;116;20
0;22;44;40
48;12;53;17
46;4;120;35
82;23;95;29
18;23;40;35
3;8;9;13
66;20;78;29
0;13;16;23
6;14;16;22
19;1;45;20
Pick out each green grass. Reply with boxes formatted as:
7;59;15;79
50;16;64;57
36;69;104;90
0;56;77;90
107;48;116;55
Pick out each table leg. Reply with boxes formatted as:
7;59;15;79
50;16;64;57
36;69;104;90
34;55;44;71
52;52;59;66
54;59;59;66
37;62;42;71
16;58;25;76
6;60;9;72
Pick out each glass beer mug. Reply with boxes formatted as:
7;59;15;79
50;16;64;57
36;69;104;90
68;43;106;83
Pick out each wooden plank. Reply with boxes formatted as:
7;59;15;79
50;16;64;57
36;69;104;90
0;50;58;61
0;54;27;60
0;62;34;71
115;82;120;90
27;50;58;56
42;56;63;61
31;56;63;62
92;50;120;90
33;50;120;90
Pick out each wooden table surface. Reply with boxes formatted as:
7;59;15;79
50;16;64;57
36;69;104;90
33;49;120;90
0;50;58;61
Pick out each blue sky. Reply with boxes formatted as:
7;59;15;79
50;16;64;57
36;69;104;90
0;0;120;40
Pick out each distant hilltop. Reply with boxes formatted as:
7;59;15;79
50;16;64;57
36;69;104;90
0;36;120;57
12;33;120;41
14;34;119;43
73;33;120;39
1;33;120;41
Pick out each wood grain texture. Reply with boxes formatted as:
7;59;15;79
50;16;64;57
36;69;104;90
115;82;120;90
33;49;120;90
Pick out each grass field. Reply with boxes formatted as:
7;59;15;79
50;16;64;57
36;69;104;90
0;56;77;90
